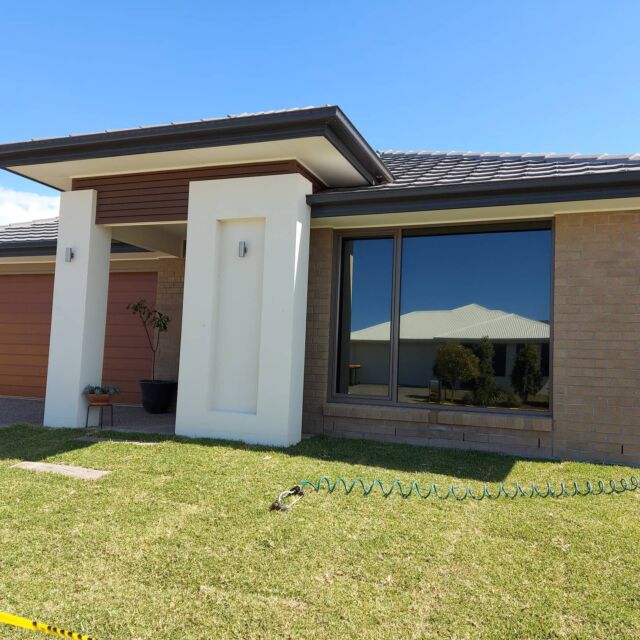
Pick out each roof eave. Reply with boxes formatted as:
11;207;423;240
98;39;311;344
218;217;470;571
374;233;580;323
308;171;640;217
0;106;391;187
0;240;147;258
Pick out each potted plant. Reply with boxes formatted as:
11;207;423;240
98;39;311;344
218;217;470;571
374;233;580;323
128;299;177;414
83;384;120;404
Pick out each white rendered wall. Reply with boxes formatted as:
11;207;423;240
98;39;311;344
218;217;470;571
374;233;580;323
43;190;112;428
211;218;265;413
175;173;312;446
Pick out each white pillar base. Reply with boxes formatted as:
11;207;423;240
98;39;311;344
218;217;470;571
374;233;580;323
43;190;112;428
175;173;312;446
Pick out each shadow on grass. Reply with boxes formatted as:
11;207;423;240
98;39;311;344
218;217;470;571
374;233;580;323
0;424;95;462
0;425;517;482
283;435;516;482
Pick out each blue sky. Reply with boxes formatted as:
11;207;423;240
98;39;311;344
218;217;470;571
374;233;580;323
349;230;551;331
1;1;640;221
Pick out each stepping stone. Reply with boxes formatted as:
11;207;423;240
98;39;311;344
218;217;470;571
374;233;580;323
77;436;160;446
11;461;110;480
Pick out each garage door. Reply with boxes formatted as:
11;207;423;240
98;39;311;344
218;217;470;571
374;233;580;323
0;272;157;404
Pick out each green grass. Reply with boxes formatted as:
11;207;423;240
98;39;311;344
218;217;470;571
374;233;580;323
0;424;639;639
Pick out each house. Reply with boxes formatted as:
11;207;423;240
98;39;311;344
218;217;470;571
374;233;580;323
0;105;638;464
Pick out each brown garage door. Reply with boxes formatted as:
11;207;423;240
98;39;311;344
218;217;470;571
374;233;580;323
0;271;157;404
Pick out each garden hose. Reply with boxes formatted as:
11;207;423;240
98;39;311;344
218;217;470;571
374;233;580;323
272;475;640;511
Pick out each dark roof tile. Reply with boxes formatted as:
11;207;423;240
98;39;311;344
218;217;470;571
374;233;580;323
369;150;640;191
0;217;58;243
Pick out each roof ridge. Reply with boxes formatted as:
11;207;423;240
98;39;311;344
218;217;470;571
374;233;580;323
437;309;509;338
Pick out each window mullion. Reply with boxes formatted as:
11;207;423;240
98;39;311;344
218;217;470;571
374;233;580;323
389;229;402;403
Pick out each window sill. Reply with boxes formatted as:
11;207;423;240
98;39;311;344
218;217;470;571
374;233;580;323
323;401;552;433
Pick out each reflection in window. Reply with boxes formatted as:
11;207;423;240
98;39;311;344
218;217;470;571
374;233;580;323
336;238;393;397
396;230;551;410
339;227;553;411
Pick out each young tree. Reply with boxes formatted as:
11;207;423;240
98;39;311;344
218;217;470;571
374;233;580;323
511;344;542;403
128;299;171;381
472;337;499;406
433;342;480;402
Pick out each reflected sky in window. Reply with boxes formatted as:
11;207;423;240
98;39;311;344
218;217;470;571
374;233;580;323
349;230;551;331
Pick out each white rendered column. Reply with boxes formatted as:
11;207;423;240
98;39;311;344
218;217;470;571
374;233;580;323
43;190;112;428
176;173;312;446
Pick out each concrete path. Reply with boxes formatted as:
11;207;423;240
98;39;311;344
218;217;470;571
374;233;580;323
11;461;111;480
77;436;161;446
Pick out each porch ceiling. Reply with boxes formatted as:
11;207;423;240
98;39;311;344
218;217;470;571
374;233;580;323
110;223;186;258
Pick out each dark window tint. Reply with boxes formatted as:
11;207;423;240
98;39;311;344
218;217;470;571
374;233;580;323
397;229;551;409
336;237;394;397
493;343;507;377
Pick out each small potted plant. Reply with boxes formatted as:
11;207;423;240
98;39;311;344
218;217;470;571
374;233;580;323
128;299;177;414
83;384;120;404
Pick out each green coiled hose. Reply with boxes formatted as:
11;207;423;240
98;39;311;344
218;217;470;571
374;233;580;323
272;475;640;510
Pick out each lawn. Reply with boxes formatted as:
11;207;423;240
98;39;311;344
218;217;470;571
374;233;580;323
0;425;639;639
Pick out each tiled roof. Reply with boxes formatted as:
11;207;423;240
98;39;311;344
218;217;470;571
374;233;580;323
17;106;329;143
342;150;640;192
0;217;58;244
351;304;550;342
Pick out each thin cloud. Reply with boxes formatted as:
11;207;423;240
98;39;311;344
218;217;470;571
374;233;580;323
0;187;60;226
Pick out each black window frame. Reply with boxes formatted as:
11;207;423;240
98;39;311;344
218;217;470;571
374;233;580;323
328;220;554;413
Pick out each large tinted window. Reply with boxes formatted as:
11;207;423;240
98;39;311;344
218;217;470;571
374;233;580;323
336;237;394;397
335;226;552;412
397;229;551;410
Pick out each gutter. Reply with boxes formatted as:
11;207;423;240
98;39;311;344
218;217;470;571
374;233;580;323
0;240;147;258
0;107;392;187
309;170;640;217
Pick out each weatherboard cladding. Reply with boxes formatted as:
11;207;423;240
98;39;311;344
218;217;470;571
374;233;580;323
72;160;322;224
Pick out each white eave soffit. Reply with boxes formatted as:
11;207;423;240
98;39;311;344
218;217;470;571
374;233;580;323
8;136;369;191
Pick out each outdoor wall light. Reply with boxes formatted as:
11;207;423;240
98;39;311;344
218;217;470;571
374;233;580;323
64;247;75;262
238;241;248;258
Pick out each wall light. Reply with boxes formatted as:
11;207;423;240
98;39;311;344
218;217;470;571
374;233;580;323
238;241;247;258
64;247;75;262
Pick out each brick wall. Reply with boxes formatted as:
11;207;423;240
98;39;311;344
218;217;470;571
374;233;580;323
553;211;640;464
302;228;334;433
301;220;640;465
154;258;185;381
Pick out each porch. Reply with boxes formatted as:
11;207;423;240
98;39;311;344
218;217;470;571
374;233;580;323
0;397;175;435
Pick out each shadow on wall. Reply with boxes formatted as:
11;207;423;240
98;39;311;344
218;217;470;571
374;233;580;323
0;425;517;483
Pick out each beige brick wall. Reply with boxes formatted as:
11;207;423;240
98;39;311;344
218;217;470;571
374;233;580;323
303;228;334;434
302;220;640;465
154;258;185;381
553;211;640;464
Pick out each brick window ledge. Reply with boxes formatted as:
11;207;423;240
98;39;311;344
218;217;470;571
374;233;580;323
323;402;552;433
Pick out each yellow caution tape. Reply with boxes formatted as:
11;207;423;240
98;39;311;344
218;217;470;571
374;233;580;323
0;611;95;639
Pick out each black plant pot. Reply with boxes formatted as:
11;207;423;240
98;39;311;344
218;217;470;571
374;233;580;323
139;380;177;414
